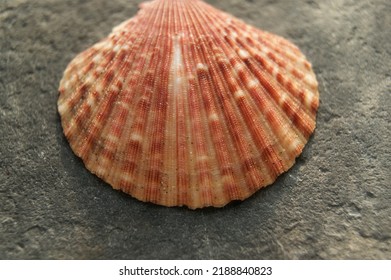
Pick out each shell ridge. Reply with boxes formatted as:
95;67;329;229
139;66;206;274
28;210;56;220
98;39;154;184
132;0;177;204
115;0;173;189
162;0;192;207
177;0;219;207
59;3;160;155
110;36;170;189
136;0;188;205
185;0;239;207
184;0;231;205
70;0;170;190
189;0;278;199
187;1;265;200
119;0;174;200
202;6;277;198
162;0;182;207
172;0;201;207
66;4;164;164
186;0;247;204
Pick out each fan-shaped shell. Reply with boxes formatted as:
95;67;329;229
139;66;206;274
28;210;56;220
58;0;319;209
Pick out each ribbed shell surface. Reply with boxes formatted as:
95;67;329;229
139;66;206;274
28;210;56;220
58;0;319;209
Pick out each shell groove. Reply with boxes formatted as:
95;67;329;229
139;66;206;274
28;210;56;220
58;0;319;209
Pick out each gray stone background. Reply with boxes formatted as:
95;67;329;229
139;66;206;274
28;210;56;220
0;0;390;259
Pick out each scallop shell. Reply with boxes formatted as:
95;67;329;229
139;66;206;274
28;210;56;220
58;0;319;209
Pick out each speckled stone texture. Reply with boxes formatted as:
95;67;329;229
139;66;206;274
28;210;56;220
0;0;390;259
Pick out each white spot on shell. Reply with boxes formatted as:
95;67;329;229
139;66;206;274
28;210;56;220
238;49;250;60
85;74;95;85
130;133;143;142
271;66;279;79
58;102;68;114
95;83;103;93
93;54;102;63
107;132;119;142
120;174;133;185
288;138;302;153
197;155;209;162
113;45;121;53
234;63;245;72
110;83;120;92
304;90;314;108
105;40;114;50
170;35;186;94
95;164;106;177
172;37;183;70
234;90;245;99
96;66;104;73
63;80;70;89
93;41;106;49
248;79;259;89
86;96;96;107
230;31;238;39
279;92;287;105
70;75;77;85
305;73;317;87
209;113;219;122
197;63;208;71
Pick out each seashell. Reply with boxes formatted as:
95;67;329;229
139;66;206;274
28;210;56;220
58;0;319;209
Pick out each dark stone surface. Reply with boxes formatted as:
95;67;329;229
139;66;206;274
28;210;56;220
0;0;390;259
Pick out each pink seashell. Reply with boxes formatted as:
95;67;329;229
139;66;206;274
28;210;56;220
58;0;319;209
